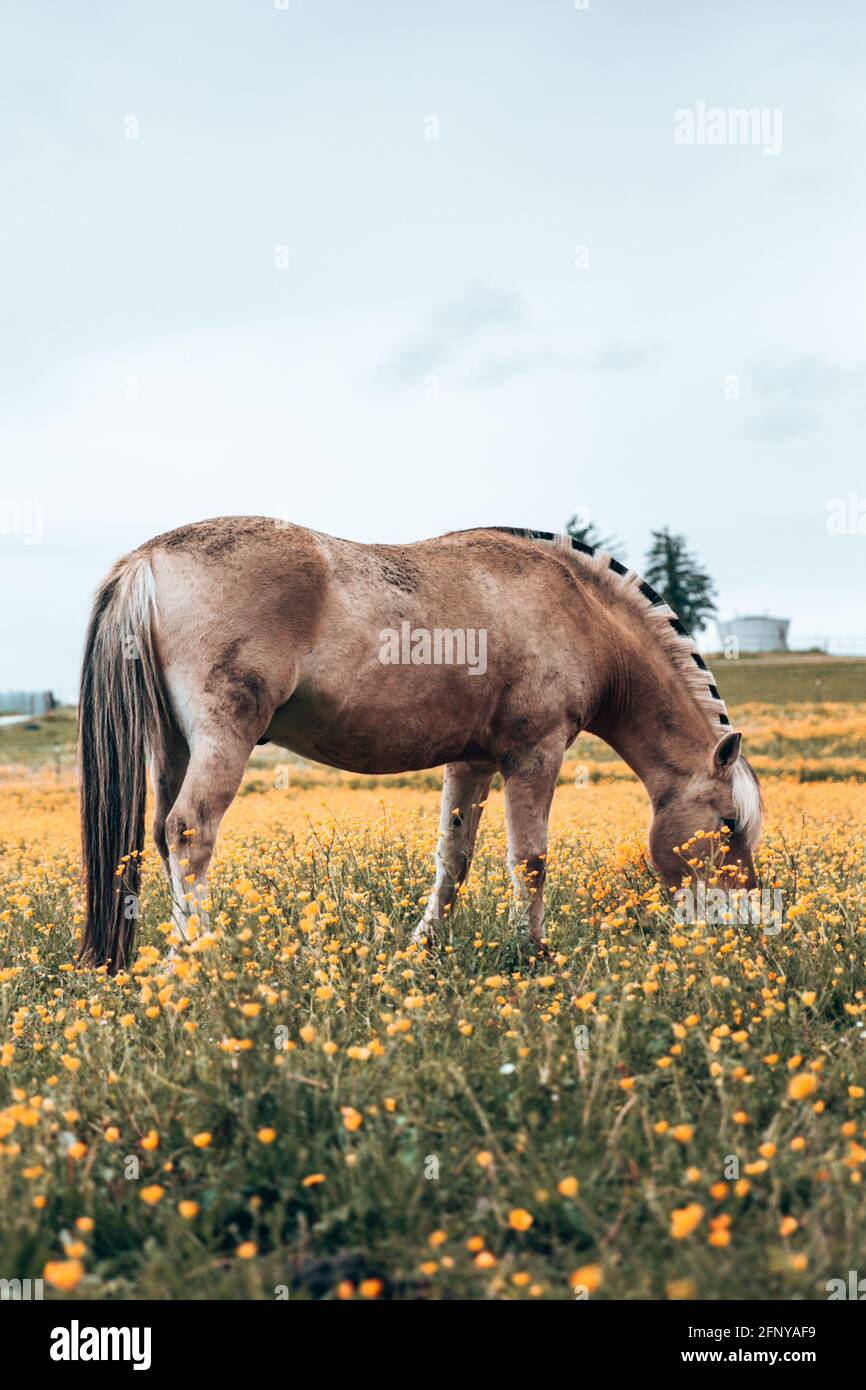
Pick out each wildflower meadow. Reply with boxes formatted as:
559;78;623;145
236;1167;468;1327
1;686;866;1301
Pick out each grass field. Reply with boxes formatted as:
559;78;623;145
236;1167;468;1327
1;661;865;1300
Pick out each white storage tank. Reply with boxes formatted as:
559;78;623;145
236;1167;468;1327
716;616;790;653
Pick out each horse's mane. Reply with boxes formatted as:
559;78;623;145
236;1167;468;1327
490;526;731;728
488;527;763;841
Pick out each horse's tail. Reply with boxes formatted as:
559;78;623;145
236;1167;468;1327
78;553;168;973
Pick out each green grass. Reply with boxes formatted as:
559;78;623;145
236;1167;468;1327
0;708;77;773
710;658;866;706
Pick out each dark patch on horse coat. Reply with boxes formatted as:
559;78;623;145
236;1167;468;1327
374;549;421;593
205;638;271;725
144;516;276;561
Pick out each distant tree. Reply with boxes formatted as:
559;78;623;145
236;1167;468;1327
565;512;625;559
643;527;717;635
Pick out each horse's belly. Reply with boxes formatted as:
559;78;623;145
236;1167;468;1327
261;676;493;774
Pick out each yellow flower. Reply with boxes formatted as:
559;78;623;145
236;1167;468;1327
569;1264;602;1294
140;1129;160;1150
360;1277;383;1297
341;1106;362;1132
508;1208;533;1232
257;1127;277;1144
474;1250;496;1269
667;1278;697;1300
299;1024;317;1044
139;1184;165;1206
745;1159;768;1175
671;1124;693;1144
475;1150;494;1168
236;1241;257;1259
178;1201;199;1219
43;1258;84;1291
788;1073;817;1101
779;1216;798;1237
670;1203;704;1240
67;1141;87;1160
192;1132;212;1148
558;1176;579;1197
302;1173;326;1186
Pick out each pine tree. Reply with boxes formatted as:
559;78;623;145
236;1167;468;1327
565;513;625;560
643;527;717;635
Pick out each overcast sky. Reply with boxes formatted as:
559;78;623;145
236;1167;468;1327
2;0;864;700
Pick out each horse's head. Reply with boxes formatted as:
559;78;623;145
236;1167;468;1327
648;731;763;890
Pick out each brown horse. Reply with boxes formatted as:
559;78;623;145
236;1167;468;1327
78;519;763;972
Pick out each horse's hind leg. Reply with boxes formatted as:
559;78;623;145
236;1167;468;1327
502;738;564;954
412;760;494;945
151;730;189;937
163;731;256;948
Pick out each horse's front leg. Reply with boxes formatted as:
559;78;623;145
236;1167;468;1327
412;760;494;946
502;737;565;954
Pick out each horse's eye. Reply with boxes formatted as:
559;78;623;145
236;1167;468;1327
721;817;737;834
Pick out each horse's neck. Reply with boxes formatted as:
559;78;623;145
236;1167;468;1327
586;639;713;807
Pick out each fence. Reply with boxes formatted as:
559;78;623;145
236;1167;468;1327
0;691;55;715
792;637;866;656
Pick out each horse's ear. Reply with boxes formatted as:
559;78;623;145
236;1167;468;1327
712;730;742;773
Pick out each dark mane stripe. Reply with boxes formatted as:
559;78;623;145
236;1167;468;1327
639;580;664;605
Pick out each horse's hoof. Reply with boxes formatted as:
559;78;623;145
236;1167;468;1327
410;920;439;955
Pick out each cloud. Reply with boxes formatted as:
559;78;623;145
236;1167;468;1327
379;281;526;385
589;342;667;372
461;347;570;387
380;285;668;390
743;353;866;439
